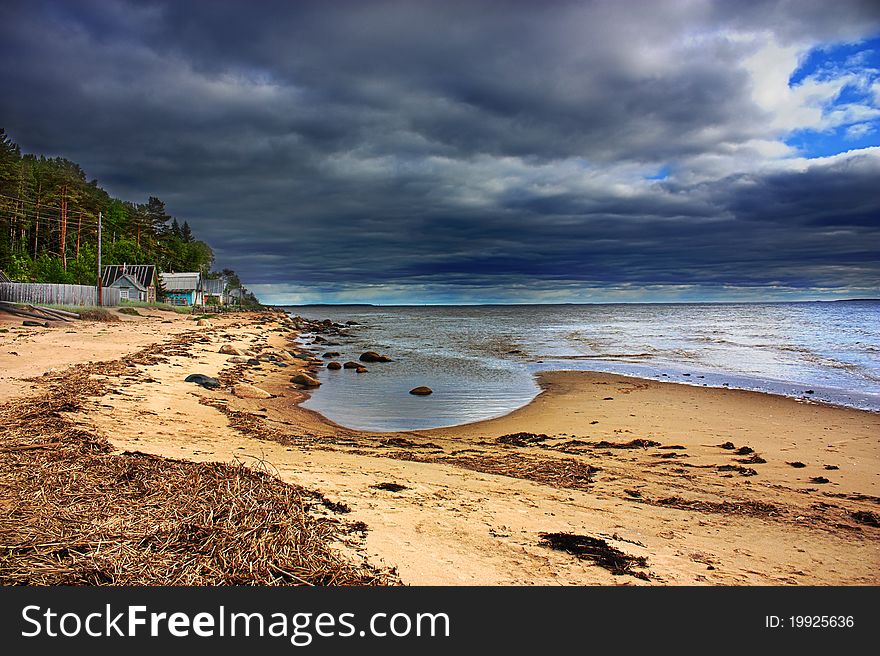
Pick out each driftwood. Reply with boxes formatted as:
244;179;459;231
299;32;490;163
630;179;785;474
27;305;75;322
0;304;57;322
0;301;76;322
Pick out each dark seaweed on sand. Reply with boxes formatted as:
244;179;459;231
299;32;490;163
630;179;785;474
372;482;408;492
850;511;880;528
736;454;767;464
539;532;649;580
497;432;550;446
591;438;660;449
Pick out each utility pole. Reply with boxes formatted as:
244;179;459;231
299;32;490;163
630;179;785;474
97;211;103;306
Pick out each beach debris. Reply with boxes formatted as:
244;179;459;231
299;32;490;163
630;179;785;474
326;361;342;370
554;439;591;449
538;532;649;580
718;441;736;450
851;511;880;528
196;319;212;327
736;453;767;464
219;344;244;355
409;386;433;395
22;320;49;327
291;373;321;387
717;464;758;476
184;374;220;389
359;351;392;363
118;307;141;316
602;397;614;400
658;444;687;449
441;453;597;490
824;464;839;470
624;489;643;498
380;437;441;449
342;361;361;369
810;476;831;484
372;482;408;492
787;461;807;468
322;351;341;358
592;438;661;449
0;361;393;586
644;496;780;517
734;446;754;455
497;432;550;446
233;383;273;399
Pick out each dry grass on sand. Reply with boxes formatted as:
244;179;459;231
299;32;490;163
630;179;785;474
0;363;393;586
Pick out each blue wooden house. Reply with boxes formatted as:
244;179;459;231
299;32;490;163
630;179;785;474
159;272;204;306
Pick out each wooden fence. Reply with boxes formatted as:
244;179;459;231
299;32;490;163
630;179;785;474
0;283;121;307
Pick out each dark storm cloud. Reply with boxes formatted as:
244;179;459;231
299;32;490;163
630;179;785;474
1;0;879;302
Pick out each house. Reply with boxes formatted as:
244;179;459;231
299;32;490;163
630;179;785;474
202;277;227;305
101;264;158;302
159;272;204;306
224;286;243;306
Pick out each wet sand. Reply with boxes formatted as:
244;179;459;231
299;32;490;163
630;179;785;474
1;309;878;585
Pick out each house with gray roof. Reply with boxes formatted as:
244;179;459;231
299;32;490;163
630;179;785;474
202;277;227;305
102;264;158;302
159;272;204;306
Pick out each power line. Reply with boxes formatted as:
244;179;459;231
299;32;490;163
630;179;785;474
0;192;101;221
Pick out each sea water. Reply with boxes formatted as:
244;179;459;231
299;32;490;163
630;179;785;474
285;302;880;431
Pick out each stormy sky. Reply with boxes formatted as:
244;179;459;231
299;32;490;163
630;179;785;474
2;0;879;304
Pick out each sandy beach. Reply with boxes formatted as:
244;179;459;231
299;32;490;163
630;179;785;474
1;308;878;585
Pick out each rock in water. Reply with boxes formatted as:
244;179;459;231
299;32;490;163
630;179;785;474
233;383;273;399
355;366;368;373
322;351;341;358
359;351;392;362
327;361;342;370
219;344;243;355
185;374;220;389
292;373;321;387
343;361;362;369
409;386;433;395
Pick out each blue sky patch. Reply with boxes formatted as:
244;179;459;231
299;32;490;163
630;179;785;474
785;35;880;158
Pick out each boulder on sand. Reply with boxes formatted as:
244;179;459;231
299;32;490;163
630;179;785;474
327;361;342;370
360;351;392;363
185;374;220;389
343;361;362;369
233;383;273;399
219;344;243;355
197;319;212;327
409;386;433;395
291;373;321;387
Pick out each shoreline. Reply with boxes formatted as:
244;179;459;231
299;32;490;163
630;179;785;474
301;366;880;435
2;309;878;585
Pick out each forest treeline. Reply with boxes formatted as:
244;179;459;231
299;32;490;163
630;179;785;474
0;128;257;303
